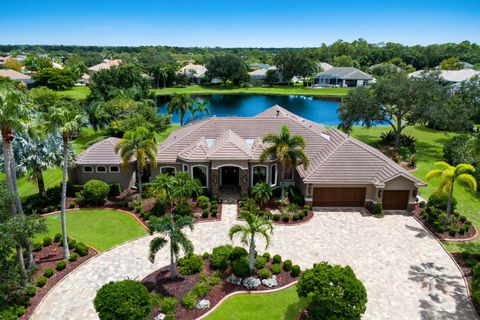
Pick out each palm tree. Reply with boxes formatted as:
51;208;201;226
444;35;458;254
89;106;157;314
426;161;477;222
149;173;176;214
251;182;272;208
171;171;203;205
260;126;309;200
48;101;86;259
148;214;194;280
191;99;210;119
166;94;195;126
115;126;157;197
229;210;273;272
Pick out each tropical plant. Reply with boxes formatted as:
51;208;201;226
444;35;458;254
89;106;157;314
166;94;195;126
148;214;194;280
251;182;272;208
426;162;477;222
191;99;210;119
228;210;273;272
260;126;309;200
115;126;157;197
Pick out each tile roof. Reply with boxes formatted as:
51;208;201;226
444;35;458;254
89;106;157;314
88;59;122;72
315;67;373;80
178;63;207;78
0;69;33;81
75;137;128;165
409;69;480;83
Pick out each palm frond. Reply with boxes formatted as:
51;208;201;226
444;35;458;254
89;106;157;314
457;173;478;192
426;169;443;181
149;237;167;263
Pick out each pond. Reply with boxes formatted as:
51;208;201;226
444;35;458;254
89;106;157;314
158;94;341;125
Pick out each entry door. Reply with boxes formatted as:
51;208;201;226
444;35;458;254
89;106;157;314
221;167;239;186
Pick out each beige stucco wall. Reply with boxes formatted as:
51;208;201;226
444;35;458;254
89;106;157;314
69;163;136;191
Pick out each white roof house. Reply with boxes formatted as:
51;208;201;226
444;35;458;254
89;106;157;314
409;69;480;83
318;62;333;71
88;59;122;73
178;63;207;78
248;66;277;80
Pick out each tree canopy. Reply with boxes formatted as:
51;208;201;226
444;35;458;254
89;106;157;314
206;54;249;86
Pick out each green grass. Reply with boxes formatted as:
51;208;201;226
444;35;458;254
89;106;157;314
155;124;180;142
153;85;349;97
205;285;306;320
35;209;147;252
57;86;90;100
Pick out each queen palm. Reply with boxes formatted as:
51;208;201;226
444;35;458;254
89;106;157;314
148;214;194;280
115;126;157;197
48;101;86;259
426;161;477;222
166;94;195;126
229;210;273;272
260;125;309;200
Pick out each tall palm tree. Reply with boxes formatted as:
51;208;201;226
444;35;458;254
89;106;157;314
229;210;273;272
166;94;195;126
48;101;86;259
191;99;210;119
260;125;309;200
426;161;477;222
115;126;157;197
148;214;194;280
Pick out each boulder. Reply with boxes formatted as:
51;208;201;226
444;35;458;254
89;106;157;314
243;276;261;290
196;299;211;310
227;274;242;285
261;275;278;288
154;313;165;320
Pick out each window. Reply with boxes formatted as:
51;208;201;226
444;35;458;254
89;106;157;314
252;165;267;186
270;164;277;186
284;165;294;180
183;164;189;172
110;166;120;173
192;165;208;188
83;166;93;173
160;166;176;176
96;166;107;173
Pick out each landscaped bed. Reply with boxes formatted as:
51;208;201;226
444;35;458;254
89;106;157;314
238;198;313;225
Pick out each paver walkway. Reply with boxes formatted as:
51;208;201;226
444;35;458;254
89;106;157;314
32;205;477;320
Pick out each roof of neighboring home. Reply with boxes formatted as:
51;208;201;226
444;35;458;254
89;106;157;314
249;66;277;77
0;69;34;83
75;137;129;165
178;63;207;78
88;59;122;72
315;67;373;80
52;62;63;69
318;62;333;71
409;69;480;83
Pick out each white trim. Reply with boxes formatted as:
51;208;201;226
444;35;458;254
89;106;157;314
191;165;209;188
82;166;94;173
270;164;277;186
251;165;268;187
96;166;107;173
211;163;248;170
182;164;189;173
160;166;177;175
109;166;120;173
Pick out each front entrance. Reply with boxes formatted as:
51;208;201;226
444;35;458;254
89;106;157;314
221;166;240;186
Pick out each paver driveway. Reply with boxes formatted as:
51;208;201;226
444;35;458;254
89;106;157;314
32;205;477;320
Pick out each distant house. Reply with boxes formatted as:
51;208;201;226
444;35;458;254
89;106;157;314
178;63;207;83
87;59;122;73
409;68;480;83
0;56;9;65
318;62;333;71
314;67;373;87
0;69;34;87
52;61;63;69
249;66;277;81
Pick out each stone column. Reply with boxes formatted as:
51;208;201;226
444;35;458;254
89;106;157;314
211;169;219;196
240;169;249;196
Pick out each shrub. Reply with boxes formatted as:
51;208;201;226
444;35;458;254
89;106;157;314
43;238;53;249
460;215;467;223
178;254;204;275
202;252;210;260
427;192;457;212
282;215;289;223
159;297;177;315
69;253;78;262
211;210;217;218
211;203;218;210
211;245;233;271
273;254;282;264
288;186;305;206
197;195;210;209
151;200;165;217
459;226;466;235
291;265;301;277
202;209;209;218
419;201;426;208
230;246;248;261
208;273;222;286
259;268;271;279
56;260;67;271
273;214;281;221
232;257;250;277
94;280;152;320
36;276;47;287
109;183;121;197
25;285;37;297
449;226;458;237
292;214;299;221
262;252;271;261
69;201;76;209
271;263;281;275
181;291;197;310
472;264;480;304
43;268;54;278
175;202;193;216
192;283;211;298
32;241;42;252
77;180;110;206
297;262;367;320
283;259;293;271
54;233;62;243
75;242;89;257
254;257;267;269
443;134;475;166
373;203;383;217
0;306;18;320
135;205;143;213
67;236;77;248
380;130;416;153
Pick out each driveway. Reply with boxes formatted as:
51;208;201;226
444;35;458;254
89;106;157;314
32;205;477;320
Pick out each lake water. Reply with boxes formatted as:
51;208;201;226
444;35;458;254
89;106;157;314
157;94;341;125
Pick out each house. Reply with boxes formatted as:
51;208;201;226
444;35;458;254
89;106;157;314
409;68;480;83
314;67;373;87
248;66;277;81
0;69;34;86
178;63;207;83
70;105;424;210
0;56;9;65
87;59;122;73
318;62;333;71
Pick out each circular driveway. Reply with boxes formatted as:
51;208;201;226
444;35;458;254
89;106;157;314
32;205;477;320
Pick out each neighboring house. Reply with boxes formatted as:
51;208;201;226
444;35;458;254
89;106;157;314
178;63;207;83
70;105;425;210
314;67;373;87
434;61;474;70
317;62;333;71
409;68;480;83
87;59;122;73
52;61;63;69
0;69;34;86
248;66;277;80
0;56;9;65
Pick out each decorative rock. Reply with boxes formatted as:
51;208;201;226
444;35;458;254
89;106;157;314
196;299;211;310
154;313;165;320
243;276;261;290
227;274;242;285
261;275;278;288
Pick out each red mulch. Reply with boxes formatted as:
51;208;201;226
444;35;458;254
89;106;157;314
21;242;97;320
413;209;476;241
142;259;298;320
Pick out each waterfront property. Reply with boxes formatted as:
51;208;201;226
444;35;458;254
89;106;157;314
314;67;373;87
70;105;424;210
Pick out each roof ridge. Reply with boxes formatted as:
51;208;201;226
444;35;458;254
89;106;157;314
159;118;214;151
303;136;349;180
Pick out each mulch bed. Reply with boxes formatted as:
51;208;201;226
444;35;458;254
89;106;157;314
412;208;476;241
451;253;480;316
142;259;297;320
237;201;314;225
21;242;97;320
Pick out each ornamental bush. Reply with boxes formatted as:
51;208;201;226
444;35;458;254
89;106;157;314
54;233;62;243
272;254;282;264
181;291;197;310
297;262;367;320
43;268;54;278
77;180;110;206
94;280;152;320
175;202;193;216
271;263;281;275
32;241;42;252
159;297;177;315
232;257;250;277
109;183;121;197
262;252;271;261
75;242;89;257
36;276;47;288
291;265;301;277
197;195;210;209
427;192;457;212
56;260;67;271
259;268;271;279
178;254;204;275
43;236;52;247
283;259;293;271
211;245;233;271
472;264;480;304
230;246;248;261
254;257;267;269
69;253;78;262
192;282;211;298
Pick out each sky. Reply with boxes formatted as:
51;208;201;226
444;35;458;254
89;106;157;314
1;0;480;47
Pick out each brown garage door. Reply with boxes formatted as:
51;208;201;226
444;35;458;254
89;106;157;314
382;190;410;210
312;187;366;207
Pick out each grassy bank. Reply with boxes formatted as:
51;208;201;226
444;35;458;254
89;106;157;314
57;86;90;100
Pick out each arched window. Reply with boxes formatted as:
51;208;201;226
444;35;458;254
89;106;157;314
160;166;176;176
192;165;208;188
251;165;268;186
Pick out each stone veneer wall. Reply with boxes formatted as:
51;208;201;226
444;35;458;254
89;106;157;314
240;169;249;196
211;169;220;196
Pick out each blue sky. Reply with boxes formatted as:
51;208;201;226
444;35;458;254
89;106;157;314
1;0;479;47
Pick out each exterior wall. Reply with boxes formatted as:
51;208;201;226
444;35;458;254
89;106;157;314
383;176;418;205
151;163;183;178
69;164;136;191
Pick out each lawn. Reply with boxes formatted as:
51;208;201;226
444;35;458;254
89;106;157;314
205;285;306;320
57;86;90;100
36;209;147;252
155;124;180;142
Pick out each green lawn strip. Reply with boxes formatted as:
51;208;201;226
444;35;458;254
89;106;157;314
57;86;90;100
155;124;180;142
205;285;306;320
72;127;107;154
36;209;147;252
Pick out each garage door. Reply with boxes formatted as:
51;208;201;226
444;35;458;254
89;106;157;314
312;187;366;207
382;190;410;210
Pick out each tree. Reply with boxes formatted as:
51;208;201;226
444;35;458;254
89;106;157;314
265;69;279;86
148;214;194;280
23;55;52;71
206;54;249;86
332;55;360;68
274;50;317;84
29;87;60;114
191;99;210;119
426;162;477;222
443;135;476;166
229;210;273;272
32;68;77;90
115;127;157;197
166;94;195;126
251;182;272;208
260;126;309;200
440;57;463;70
297;262;367;320
64;54;88;77
4;58;22;72
48;101;86;259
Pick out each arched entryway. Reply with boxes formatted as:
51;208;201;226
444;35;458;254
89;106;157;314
220;166;240;186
